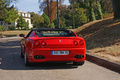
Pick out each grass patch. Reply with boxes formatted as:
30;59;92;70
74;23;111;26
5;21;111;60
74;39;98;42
75;17;120;62
0;30;30;37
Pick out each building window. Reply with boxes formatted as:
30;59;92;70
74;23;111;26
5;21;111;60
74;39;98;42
24;13;25;17
27;14;30;17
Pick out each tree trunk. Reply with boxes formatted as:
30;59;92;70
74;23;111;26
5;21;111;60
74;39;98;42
2;22;5;30
111;0;120;19
6;22;8;30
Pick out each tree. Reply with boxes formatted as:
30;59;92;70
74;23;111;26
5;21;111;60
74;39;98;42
42;13;50;27
89;0;96;21
111;0;120;19
30;12;44;28
49;22;55;28
101;0;113;13
0;0;6;21
59;16;66;28
49;1;57;22
4;8;18;23
0;0;17;20
69;0;96;21
69;0;103;21
43;1;57;22
74;8;87;27
4;8;19;30
16;14;28;29
39;0;64;22
60;7;73;28
95;0;103;19
0;0;18;30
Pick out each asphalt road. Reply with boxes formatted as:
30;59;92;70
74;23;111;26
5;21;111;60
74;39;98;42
0;37;120;80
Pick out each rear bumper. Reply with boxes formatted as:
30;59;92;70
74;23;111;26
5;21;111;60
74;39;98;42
27;48;86;63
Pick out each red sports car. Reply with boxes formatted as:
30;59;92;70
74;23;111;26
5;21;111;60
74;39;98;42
20;28;86;66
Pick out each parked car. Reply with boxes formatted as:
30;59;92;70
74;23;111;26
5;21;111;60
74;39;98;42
20;28;86;66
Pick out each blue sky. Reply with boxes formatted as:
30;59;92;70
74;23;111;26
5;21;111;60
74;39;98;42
13;0;70;14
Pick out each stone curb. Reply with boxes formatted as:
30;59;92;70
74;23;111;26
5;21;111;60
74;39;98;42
86;53;120;73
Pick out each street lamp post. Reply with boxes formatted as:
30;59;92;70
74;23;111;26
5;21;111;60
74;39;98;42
57;0;60;28
72;1;75;29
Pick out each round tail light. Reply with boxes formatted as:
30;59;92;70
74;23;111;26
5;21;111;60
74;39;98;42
73;41;78;46
35;41;40;46
80;40;84;46
41;41;46;46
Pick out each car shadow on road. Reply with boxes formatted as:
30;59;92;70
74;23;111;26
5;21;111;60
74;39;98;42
0;40;78;70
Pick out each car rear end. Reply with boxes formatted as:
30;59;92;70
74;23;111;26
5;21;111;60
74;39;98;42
26;29;86;64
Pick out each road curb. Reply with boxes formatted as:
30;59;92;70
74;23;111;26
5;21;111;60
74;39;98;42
86;53;120;73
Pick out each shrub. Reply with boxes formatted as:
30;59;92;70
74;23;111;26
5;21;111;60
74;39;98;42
103;13;113;18
0;25;3;31
9;26;15;30
23;26;29;30
67;26;72;29
42;13;50;27
49;22;55;28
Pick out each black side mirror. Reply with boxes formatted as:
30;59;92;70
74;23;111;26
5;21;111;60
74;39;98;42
19;34;25;37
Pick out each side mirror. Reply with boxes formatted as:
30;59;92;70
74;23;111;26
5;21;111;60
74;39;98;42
19;34;25;38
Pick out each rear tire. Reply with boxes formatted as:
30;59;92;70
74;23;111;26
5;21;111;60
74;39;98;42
21;48;24;58
73;61;85;66
24;51;30;66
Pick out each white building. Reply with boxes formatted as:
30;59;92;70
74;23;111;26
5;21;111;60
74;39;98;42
11;11;33;29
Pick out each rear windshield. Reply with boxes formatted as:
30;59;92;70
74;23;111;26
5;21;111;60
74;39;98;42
34;30;76;37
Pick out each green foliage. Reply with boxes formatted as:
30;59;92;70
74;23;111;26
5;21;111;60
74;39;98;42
30;12;44;24
69;0;104;21
59;9;72;28
42;13;50;27
0;0;19;30
89;0;96;21
30;12;44;28
49;22;55;28
0;25;3;31
67;26;72;29
23;25;29;30
0;0;18;21
8;26;15;30
93;0;103;19
59;17;67;29
16;14;28;29
23;22;29;29
0;0;6;21
60;7;87;28
75;8;87;27
101;0;113;13
37;0;112;29
52;19;57;28
4;8;19;23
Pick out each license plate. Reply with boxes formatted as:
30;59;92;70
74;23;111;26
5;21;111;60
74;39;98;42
51;51;69;55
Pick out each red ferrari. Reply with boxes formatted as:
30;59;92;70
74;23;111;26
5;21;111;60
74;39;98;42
20;28;86;66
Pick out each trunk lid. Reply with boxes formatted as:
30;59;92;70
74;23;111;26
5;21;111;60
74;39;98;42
39;37;75;48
